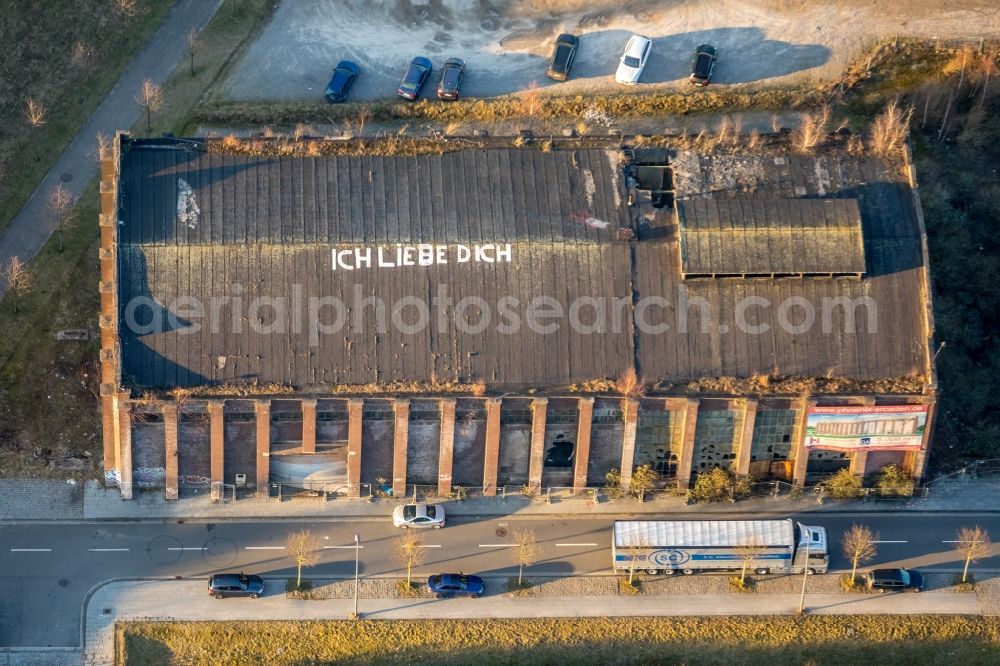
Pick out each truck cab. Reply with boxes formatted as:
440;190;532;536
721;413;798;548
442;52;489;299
793;523;829;574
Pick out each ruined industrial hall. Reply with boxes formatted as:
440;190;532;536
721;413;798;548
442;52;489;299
96;133;936;500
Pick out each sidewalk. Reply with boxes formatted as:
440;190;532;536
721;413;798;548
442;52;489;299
73;474;1000;522
0;0;222;298
81;576;993;665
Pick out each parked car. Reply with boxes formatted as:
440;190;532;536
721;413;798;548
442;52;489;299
615;34;651;84
437;58;465;100
689;44;717;86
208;573;264;599
427;573;485;598
324;60;360;103
866;568;923;592
398;56;433;100
546;33;579;81
392;502;445;528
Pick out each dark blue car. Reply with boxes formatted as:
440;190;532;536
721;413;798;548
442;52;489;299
325;60;360;103
398;56;432;100
427;573;485;599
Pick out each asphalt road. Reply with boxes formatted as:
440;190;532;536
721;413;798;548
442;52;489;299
2;511;1000;647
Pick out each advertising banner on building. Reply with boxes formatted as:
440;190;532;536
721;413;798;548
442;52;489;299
803;405;928;451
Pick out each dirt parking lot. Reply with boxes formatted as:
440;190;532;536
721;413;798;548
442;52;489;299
222;0;1000;102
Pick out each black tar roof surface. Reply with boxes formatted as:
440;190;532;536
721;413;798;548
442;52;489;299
116;140;929;390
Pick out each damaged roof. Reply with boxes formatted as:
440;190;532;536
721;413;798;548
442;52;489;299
115;140;930;390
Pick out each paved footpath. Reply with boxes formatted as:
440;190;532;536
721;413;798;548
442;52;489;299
80;578;984;666
0;0;222;299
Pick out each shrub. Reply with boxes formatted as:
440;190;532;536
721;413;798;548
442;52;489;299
874;464;915;497
619;578;642;595
687;468;752;503
821;468;862;499
840;574;867;592
630;464;657;502
396;580;422;597
729;576;755;593
604;467;624;499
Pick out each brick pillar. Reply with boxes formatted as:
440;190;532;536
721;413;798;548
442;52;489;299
163;404;179;500
675;399;699;491
528;398;548;493
346;399;363;497
849;450;869;477
906;399;936;481
734;399;758;478
208;401;225;500
792;399;815;487
438;399;456;496
301;398;317;454
620;399;640;491
255;400;271;498
392;399;410;497
100;391;117;484
573;397;595;493
850;397;876;478
483;398;501;496
116;392;133;499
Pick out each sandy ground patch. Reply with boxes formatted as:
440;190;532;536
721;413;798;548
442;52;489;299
221;0;1000;102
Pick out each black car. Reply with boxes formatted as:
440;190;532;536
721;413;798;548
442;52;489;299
437;58;465;100
689;44;717;86
866;568;923;592
325;60;360;103
546;33;579;81
398;56;433;100
208;573;264;599
427;573;485;599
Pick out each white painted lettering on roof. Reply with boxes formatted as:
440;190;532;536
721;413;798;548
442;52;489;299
176;178;200;229
332;244;513;271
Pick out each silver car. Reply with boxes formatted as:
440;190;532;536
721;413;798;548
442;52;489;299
392;503;445;529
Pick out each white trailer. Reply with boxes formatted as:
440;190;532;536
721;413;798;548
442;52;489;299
612;519;828;576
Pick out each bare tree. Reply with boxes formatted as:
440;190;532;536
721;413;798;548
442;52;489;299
954;526;991;584
622;544;644;585
47;185;76;252
25;98;47;160
187;27;200;76
511;529;538;586
841;524;878;585
394;530;426;588
518;81;544;124
735;541;766;587
3;257;34;314
630;463;657;503
114;0;139;41
793;106;831;154
870;100;913;157
134;79;163;133
286;529;322;588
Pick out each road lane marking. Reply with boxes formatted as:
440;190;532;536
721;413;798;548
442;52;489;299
418;544;442;548
478;544;514;548
245;546;285;550
555;543;598;547
167;547;203;551
323;545;365;549
89;548;130;552
872;540;908;544
10;548;51;552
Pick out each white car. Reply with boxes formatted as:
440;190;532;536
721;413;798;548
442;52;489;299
392;503;446;528
615;34;652;84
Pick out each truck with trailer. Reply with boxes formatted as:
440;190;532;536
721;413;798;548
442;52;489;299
612;519;829;576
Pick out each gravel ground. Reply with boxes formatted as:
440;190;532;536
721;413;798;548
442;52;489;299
290;572;966;599
221;0;1000;103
